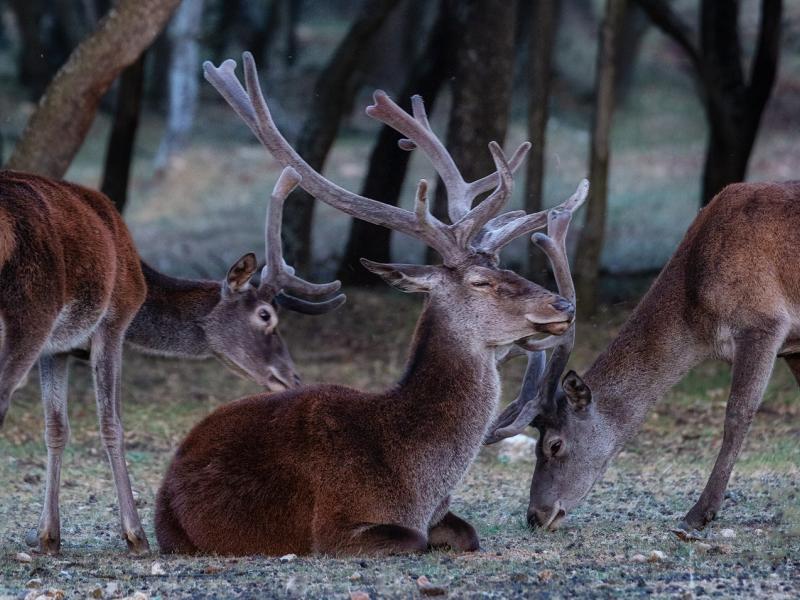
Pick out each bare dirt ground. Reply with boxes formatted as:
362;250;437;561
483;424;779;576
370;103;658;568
0;293;798;599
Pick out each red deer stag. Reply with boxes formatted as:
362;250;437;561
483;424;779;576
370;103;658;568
486;181;800;534
151;53;587;557
0;169;342;555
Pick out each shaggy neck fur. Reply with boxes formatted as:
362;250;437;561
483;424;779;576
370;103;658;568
125;262;220;358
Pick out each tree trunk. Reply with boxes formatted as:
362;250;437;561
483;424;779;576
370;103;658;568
280;0;401;271
101;53;146;213
4;0;181;178
283;0;301;68
154;0;205;173
427;0;517;264
7;0;51;98
574;0;627;313
336;0;451;284
523;0;560;281
614;3;648;105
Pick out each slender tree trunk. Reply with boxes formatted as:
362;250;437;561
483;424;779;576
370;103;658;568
614;3;648;105
101;53;146;213
154;0;205;173
574;0;627;313
281;0;401;271
427;0;517;264
523;0;560;280
7;0;51;98
336;0;450;284
5;0;181;178
283;0;301;68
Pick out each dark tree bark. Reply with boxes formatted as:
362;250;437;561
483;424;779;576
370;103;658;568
7;0;52;98
5;0;181;178
281;0;401;270
427;0;517;264
283;0;301;68
574;0;627;313
635;0;783;205
614;3;648;105
523;0;560;280
101;54;146;213
336;0;451;284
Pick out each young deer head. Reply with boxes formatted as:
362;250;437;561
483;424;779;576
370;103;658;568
203;53;589;347
128;166;344;393
482;205;605;530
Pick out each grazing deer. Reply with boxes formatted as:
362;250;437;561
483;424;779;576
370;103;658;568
0;169;342;555
486;180;800;533
151;53;586;557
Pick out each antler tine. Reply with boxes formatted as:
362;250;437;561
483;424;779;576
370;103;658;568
453;141;513;249
366;91;470;223
484;350;547;444
205;55;425;240
262;166;342;299
466;141;531;199
478;178;589;255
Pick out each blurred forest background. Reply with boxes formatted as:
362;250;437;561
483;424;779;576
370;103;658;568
0;0;798;311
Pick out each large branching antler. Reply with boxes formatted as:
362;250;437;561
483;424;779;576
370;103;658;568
484;204;581;444
204;52;587;266
261;166;345;313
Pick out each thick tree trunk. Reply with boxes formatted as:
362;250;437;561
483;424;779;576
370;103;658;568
336;0;450;284
523;0;560;280
281;0;401;271
574;0;627;313
5;0;181;178
101;54;146;213
635;0;782;206
154;0;205;173
427;0;517;264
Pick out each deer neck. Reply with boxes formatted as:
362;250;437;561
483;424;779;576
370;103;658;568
125;262;220;358
584;260;706;442
394;298;500;443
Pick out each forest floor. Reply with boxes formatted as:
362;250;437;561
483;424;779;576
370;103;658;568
0;292;798;599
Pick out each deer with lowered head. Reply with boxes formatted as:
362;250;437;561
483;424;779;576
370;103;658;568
152;53;587;556
486;180;800;534
0;169;343;555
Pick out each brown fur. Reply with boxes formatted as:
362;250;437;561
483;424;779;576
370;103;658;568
0;169;148;553
156;258;575;556
527;181;800;531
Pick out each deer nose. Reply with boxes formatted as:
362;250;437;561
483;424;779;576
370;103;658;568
527;502;567;530
551;298;575;320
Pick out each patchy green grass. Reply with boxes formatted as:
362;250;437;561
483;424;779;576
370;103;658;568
0;295;798;599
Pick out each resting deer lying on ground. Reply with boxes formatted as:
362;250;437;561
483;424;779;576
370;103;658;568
486;180;800;533
152;53;587;556
0;169;342;555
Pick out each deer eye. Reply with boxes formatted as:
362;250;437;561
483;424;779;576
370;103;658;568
258;308;272;322
470;280;492;289
549;440;563;457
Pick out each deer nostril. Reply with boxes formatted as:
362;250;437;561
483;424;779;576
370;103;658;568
551;298;574;318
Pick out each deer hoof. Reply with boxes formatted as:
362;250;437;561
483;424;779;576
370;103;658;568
37;532;61;555
124;528;151;555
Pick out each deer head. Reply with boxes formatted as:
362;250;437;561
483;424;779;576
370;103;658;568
202;166;344;392
203;53;589;348
483;207;614;530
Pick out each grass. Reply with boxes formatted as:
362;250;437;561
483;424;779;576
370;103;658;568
0;294;798;598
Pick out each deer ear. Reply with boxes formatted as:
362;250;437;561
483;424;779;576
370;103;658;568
562;370;592;409
360;259;439;293
225;252;258;293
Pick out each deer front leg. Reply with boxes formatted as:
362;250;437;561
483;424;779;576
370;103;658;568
92;331;149;554
680;329;782;531
35;353;71;554
315;520;428;556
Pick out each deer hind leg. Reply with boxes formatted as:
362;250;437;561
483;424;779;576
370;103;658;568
0;316;52;426
91;326;149;554
35;353;71;554
317;522;428;556
154;483;197;554
681;327;784;531
428;511;480;552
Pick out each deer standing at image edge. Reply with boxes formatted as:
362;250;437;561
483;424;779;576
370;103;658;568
487;180;800;534
0;168;344;555
151;52;588;556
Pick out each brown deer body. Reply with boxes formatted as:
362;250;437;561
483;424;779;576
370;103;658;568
487;181;800;533
153;53;587;556
0;168;343;555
